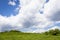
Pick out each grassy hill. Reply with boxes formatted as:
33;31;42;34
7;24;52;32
0;29;60;40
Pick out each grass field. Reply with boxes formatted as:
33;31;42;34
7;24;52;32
0;30;60;40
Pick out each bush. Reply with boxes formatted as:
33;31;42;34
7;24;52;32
49;29;60;35
45;29;60;35
44;31;49;35
9;30;21;32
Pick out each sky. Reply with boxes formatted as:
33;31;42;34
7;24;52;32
0;0;19;17
0;0;60;33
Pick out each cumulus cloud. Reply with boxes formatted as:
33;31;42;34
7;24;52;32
44;0;60;21
8;0;16;6
0;0;60;33
49;26;60;30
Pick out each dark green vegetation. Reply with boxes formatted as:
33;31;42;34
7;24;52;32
0;29;60;40
44;29;60;35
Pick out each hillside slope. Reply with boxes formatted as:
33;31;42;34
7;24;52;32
0;30;60;40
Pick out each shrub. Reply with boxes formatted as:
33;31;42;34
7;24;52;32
9;30;21;32
45;29;60;35
49;29;60;35
44;31;49;35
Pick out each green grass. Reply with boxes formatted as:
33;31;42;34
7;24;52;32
0;31;60;40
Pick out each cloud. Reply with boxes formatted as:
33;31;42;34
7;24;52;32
49;26;60;30
32;29;47;33
44;0;60;21
0;0;60;33
8;0;16;6
45;0;49;3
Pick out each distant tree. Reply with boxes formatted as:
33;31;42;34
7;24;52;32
44;31;49;35
49;29;60;35
44;29;60;35
9;30;21;32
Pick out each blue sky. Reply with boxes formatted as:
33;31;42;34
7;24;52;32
0;0;49;17
0;0;60;33
0;0;19;17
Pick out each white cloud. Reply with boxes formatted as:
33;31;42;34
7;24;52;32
49;26;60;30
44;0;60;21
32;29;47;33
8;0;16;6
0;0;60;33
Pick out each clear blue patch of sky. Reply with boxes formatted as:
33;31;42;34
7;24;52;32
0;0;19;17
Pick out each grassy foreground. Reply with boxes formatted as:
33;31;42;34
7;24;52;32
0;30;60;40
